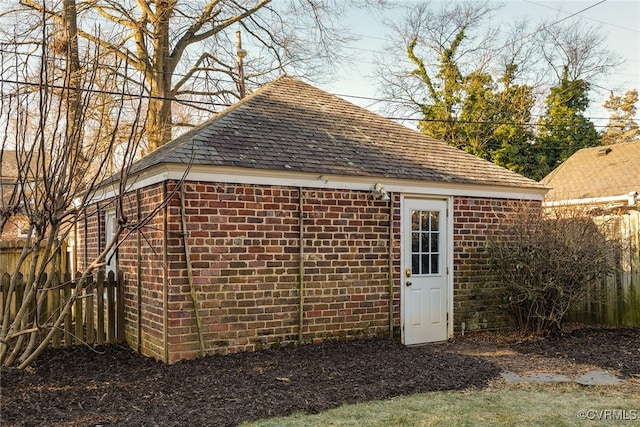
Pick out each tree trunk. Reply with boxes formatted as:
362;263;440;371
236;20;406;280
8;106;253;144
63;0;81;141
145;0;176;153
146;92;173;153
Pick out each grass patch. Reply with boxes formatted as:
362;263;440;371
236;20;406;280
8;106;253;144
242;382;640;427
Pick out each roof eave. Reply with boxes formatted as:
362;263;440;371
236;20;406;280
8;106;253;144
88;163;548;203
543;191;640;208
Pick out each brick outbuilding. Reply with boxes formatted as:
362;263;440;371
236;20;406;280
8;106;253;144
78;76;547;363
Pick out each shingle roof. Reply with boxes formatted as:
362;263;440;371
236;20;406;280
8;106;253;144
541;139;640;201
1;151;22;182
1;151;44;183
126;76;543;190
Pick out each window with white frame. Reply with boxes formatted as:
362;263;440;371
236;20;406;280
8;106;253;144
104;210;117;275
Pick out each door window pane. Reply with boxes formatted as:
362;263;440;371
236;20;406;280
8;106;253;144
430;211;439;231
430;233;438;253
410;209;441;276
421;211;430;231
412;254;420;274
431;254;439;274
421;233;429;252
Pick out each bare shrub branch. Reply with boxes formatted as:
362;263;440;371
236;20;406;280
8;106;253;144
487;205;621;334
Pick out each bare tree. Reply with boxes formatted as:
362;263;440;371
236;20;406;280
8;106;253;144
12;0;385;152
487;205;621;334
375;1;502;120
0;11;148;367
537;19;621;84
376;1;622;123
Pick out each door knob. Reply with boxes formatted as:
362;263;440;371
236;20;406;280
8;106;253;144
406;281;412;287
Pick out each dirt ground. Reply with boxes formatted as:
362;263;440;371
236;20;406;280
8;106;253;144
1;326;638;427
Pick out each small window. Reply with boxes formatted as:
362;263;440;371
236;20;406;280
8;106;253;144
105;210;117;275
17;222;33;238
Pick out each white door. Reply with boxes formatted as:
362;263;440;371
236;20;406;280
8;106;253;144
402;199;449;344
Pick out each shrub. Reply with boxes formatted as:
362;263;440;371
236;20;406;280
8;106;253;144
488;207;620;334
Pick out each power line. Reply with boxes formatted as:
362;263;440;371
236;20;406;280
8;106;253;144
0;78;231;108
523;0;640;33
0;0;634;89
385;116;629;130
3;76;638;129
489;0;609;58
333;92;637;122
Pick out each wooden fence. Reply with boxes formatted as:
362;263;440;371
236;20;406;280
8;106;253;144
0;271;125;347
0;240;70;278
569;210;640;327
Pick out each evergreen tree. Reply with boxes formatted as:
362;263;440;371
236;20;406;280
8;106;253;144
408;32;464;146
601;89;639;144
533;69;600;181
463;64;535;172
408;33;535;175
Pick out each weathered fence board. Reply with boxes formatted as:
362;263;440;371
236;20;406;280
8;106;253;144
0;271;126;348
0;241;69;277
570;210;640;327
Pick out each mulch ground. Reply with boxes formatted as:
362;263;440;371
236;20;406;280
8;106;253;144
1;326;638;427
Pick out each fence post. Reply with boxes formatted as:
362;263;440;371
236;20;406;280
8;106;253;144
14;272;24;320
51;273;61;348
85;274;95;345
97;270;105;345
107;271;116;343
72;272;83;345
38;273;48;329
117;270;125;341
63;278;72;347
1;272;9;321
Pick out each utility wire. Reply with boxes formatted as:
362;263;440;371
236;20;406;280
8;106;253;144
0;0;630;88
523;0;639;33
0;78;231;108
2;76;637;129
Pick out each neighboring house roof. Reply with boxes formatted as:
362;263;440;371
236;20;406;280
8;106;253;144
1;151;24;205
121;76;544;191
541;139;640;202
1;150;21;183
0;150;45;183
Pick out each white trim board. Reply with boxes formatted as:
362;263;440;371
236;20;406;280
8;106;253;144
88;164;547;203
543;192;639;208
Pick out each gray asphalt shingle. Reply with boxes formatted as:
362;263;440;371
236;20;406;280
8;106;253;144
541;140;640;201
125;76;544;190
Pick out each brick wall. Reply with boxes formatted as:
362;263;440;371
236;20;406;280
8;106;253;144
163;183;397;362
77;186;167;361
77;180;538;363
1;216;23;241
452;196;537;331
117;185;167;360
77;202;104;271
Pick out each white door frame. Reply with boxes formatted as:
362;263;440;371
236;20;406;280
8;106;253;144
400;194;454;344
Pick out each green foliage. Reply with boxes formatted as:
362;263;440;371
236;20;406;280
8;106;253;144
601;89;639;145
408;32;535;172
532;69;601;181
488;208;620;334
408;35;463;144
406;23;611;182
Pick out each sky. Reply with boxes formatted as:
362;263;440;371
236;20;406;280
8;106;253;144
317;0;640;128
